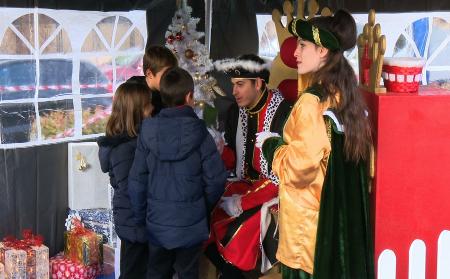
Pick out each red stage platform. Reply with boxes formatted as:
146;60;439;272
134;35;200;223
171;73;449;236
364;86;450;279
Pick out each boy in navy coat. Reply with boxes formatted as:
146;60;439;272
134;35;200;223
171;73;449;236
128;67;227;279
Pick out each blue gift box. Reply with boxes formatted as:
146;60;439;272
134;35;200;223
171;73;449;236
68;208;118;247
70;208;111;223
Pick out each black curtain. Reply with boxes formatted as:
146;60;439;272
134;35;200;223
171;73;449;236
2;0;450;12
0;144;68;256
210;0;259;60
0;0;154;11
146;0;205;46
254;0;450;13
319;0;450;13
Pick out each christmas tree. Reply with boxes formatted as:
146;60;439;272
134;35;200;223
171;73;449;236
165;0;222;127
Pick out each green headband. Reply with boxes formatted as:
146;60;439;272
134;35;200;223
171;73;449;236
288;18;341;51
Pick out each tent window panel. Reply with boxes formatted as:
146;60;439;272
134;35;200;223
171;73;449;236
41;29;72;54
38;14;59;48
79;58;113;95
114;17;133;48
12;14;35;49
0;28;33;54
82;30;109;52
115;55;143;83
81;96;112;135
118;28;145;51
38;99;74;139
96;16;117;47
0;8;146;147
38;59;73;98
0;59;36;100
0;102;37;144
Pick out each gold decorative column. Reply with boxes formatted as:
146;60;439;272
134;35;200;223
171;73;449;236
358;9;387;94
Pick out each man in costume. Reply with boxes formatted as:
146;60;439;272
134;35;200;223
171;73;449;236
204;54;292;278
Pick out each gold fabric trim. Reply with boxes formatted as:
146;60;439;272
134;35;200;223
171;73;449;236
251;180;272;193
223;224;243;248
291;19;300;37
326;118;332;143
246;87;268;114
242;179;272;196
312;26;323;47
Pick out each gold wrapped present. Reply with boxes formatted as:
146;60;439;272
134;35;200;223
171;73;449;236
64;225;103;266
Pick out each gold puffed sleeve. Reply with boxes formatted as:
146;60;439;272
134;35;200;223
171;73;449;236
272;93;331;189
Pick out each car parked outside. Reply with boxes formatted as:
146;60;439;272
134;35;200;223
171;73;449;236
0;59;112;144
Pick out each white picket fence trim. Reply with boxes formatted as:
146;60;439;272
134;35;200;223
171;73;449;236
377;230;450;279
437;230;450;279
378;249;396;279
409;240;426;279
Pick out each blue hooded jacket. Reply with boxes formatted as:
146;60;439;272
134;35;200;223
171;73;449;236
128;105;227;249
97;134;147;243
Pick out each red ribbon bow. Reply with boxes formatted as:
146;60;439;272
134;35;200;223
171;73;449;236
2;229;44;249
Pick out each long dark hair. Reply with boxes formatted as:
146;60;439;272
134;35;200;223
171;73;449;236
106;82;152;137
310;10;371;162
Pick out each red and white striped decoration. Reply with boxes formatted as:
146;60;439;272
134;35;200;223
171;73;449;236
0;84;111;93
382;57;425;93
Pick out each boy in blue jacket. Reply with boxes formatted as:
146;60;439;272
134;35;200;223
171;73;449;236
128;67;227;279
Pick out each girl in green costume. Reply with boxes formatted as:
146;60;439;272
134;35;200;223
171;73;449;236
258;10;375;279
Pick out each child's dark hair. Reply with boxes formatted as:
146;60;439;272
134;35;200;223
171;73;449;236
126;75;148;87
106;82;152;137
160;67;194;107
143;45;178;75
310;10;372;162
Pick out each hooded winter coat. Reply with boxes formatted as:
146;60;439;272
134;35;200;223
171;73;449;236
98;134;148;243
128;105;227;249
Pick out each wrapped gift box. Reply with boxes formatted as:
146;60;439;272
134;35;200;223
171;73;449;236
50;254;101;279
0;232;49;279
25;245;49;279
82;220;113;244
64;228;102;266
69;209;111;224
68;208;118;247
4;249;27;279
